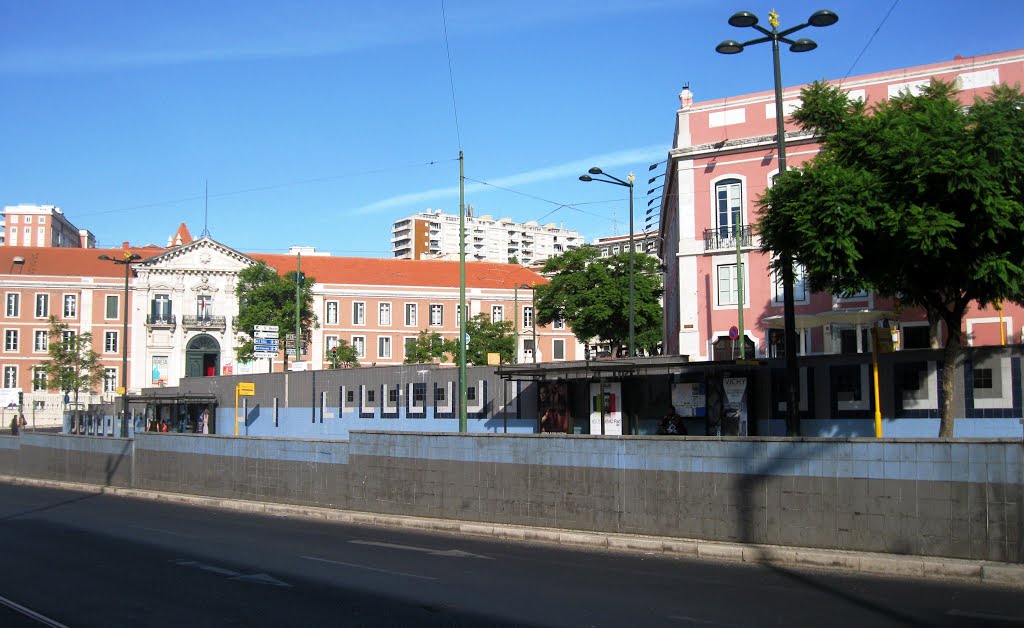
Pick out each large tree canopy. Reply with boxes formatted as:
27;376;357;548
39;315;104;426
758;80;1024;436
535;246;663;356
234;261;318;364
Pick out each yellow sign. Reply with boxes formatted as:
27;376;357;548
236;382;255;396
115;386;125;395
487;352;501;366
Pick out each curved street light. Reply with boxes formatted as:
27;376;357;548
580;167;637;358
716;9;838;435
99;251;143;437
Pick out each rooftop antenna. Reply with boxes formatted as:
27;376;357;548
200;180;211;238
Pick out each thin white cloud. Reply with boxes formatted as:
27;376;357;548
349;144;667;216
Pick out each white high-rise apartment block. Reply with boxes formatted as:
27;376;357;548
391;208;584;265
2;204;95;248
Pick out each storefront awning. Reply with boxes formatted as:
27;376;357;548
761;309;895;329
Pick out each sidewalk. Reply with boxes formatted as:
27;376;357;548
4;475;1022;588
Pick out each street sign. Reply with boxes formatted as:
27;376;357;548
254;340;279;347
729;325;739;340
254;325;279;332
254;331;279;339
254;351;277;359
237;382;255;396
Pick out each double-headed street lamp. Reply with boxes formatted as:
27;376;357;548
716;9;838;436
99;251;142;437
580;167;636;358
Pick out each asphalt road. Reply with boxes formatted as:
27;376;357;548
0;483;1020;627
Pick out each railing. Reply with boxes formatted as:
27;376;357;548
703;225;754;252
146;314;176;332
182;315;227;332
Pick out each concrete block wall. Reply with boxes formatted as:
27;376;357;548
14;433;133;488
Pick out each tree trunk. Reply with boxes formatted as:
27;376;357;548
938;327;962;438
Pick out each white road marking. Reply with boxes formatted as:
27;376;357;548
0;593;70;628
231;573;291;587
171;559;290;586
301;555;438;580
350;539;493;559
947;609;1024;624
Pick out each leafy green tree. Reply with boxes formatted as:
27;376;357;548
535;246;663;356
403;330;455;364
234;261;318;364
39;316;104;426
326;341;360;368
758;80;1024;437
465;313;516;365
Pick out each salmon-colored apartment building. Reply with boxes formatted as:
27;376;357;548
659;48;1024;360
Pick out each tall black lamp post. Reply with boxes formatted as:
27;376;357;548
716;9;838;435
99;251;142;437
580;167;636;358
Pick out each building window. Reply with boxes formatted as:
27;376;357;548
6;293;19;318
378;336;392;358
106;295;119;320
32;367;47;391
35;294;49;318
352;336;366;358
388;388;399;403
104;331;118;353
325;336;339;352
34;330;48;352
467;386;477;401
379;303;392;326
104;368;118;393
772;263;808;304
5;330;18;352
429;304;443;326
37;227;44;245
352;302;366;325
413;385;426;404
63;294;78;318
974;368;993;390
405;304;417;327
150;294;171;322
523;306;534;328
717;263;741;306
553;318;565;329
326;301;339;325
61;330;75;349
24;216;32;224
346;390;355;403
3;366;16;388
404;336;417;358
196;294;212;319
553;339;565;360
716;178;743;240
491;305;504;322
8;231;15;245
435;386;446;402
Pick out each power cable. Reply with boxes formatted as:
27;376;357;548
440;0;462;151
843;0;900;80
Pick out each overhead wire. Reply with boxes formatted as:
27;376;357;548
843;0;900;81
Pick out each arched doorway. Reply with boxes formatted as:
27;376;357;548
185;334;220;377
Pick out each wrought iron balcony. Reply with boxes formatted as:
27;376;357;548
145;314;176;332
182;315;227;332
703;225;754;252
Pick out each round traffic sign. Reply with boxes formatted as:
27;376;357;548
729;325;739;340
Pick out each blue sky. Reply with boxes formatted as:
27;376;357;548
3;1;1023;255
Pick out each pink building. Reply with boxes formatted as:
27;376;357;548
659;49;1024;360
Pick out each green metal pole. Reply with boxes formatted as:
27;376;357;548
514;285;519;364
627;175;635;358
736;218;745;359
458;151;467;432
121;258;130;437
295;252;302;367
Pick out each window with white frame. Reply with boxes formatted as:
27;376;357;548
6;293;19;318
352;301;366;325
404;336;417;358
63;294;78;318
35;294;49;318
429;304;443;326
4;330;18;352
717;263;742;306
405;304;417;326
553;339;565;360
491;305;504;322
553;318;565;329
151;294;172;322
104;331;118;353
523;306;534;328
62;330;75;348
352;336;366;358
196;294;212;319
7;231;15;245
3;366;16;388
34;330;47;352
772;263;808;304
104;368;118;393
37;227;44;245
106;295;119;319
378;336;392;358
326;301;338;325
379;302;391;326
715;178;743;239
325;335;339;352
32;367;47;391
24;216;31;224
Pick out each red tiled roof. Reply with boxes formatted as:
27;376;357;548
0;246;164;278
250;254;548;289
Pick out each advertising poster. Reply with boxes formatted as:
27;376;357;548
588;381;622;435
538;381;570;433
671;382;706;417
723;377;748;436
151;356;168;386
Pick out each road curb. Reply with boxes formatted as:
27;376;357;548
4;475;1021;588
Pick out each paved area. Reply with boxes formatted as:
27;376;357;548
2;474;1021;588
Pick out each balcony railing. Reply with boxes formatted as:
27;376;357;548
703;225;754;252
182;315;227;332
146;314;176;332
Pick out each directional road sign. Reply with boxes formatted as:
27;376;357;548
254;331;279;339
254;325;279;332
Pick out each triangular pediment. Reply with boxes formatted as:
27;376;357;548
139;237;254;276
